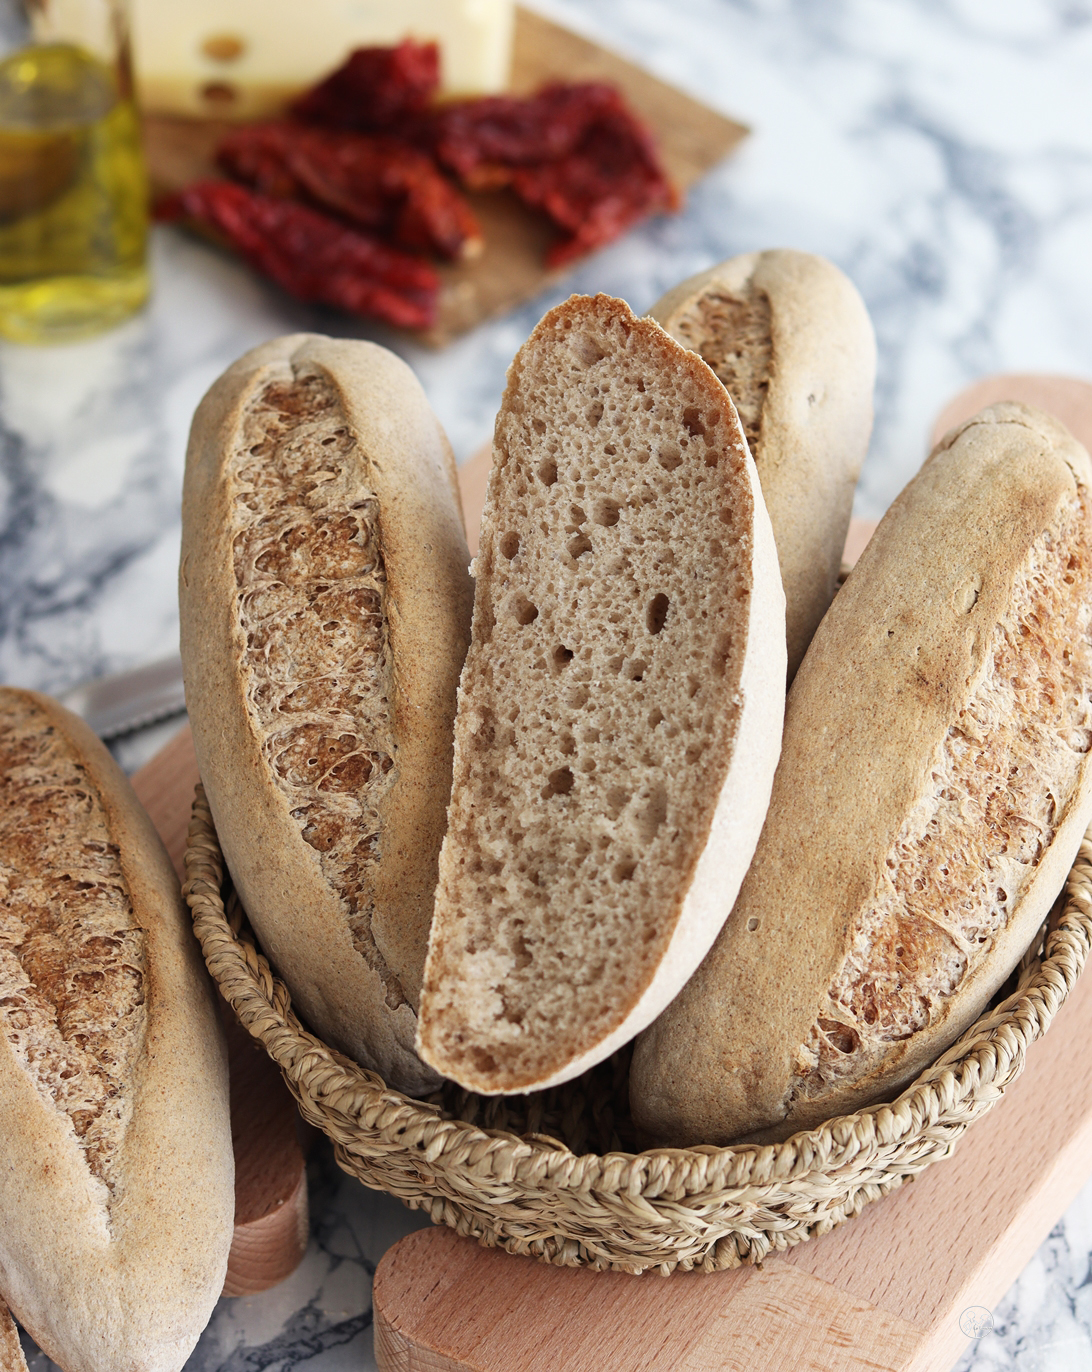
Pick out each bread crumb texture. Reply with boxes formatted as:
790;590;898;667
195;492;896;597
427;296;755;1087
231;368;405;1009
667;281;771;455
793;488;1092;1104
0;695;145;1197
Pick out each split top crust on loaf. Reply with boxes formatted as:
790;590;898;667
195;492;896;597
0;690;233;1372
649;249;876;681
631;403;1092;1146
416;294;786;1095
180;334;473;1096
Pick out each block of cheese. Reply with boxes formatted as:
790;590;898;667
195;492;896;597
131;0;514;119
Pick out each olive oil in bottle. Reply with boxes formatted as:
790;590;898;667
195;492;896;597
0;41;148;342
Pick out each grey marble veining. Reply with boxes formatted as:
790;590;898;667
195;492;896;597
3;1;1092;1368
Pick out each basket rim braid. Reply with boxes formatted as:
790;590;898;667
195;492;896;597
182;783;1092;1276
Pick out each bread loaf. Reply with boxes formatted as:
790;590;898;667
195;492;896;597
649;249;876;679
180;333;474;1095
0;688;233;1372
631;403;1092;1144
416;293;786;1094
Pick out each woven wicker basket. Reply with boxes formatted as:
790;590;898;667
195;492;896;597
183;785;1092;1275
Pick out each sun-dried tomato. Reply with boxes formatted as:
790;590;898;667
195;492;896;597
157;181;438;329
510;102;680;266
290;40;439;132
216;123;482;261
430;82;679;265
430;83;622;186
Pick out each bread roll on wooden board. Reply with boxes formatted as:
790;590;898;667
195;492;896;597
417;293;786;1094
0;689;234;1372
632;402;1092;1145
128;724;310;1299
649;249;876;680
180;333;474;1096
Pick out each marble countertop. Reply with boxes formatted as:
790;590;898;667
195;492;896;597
7;1;1092;1367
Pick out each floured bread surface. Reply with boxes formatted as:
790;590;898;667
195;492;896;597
631;403;1092;1145
418;293;785;1095
792;488;1092;1106
0;692;145;1200
231;368;403;1007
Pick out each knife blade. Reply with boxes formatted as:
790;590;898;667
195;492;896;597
57;655;187;741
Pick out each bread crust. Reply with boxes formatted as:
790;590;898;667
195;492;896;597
417;294;786;1094
0;689;233;1372
649;249;876;679
631;403;1092;1145
180;334;473;1094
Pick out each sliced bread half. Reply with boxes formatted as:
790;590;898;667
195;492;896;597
649;249;876;680
416;293;786;1094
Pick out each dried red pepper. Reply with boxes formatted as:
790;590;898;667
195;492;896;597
157;181;439;329
217;123;483;261
290;40;439;132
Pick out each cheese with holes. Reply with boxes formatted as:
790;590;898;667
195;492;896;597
131;0;514;119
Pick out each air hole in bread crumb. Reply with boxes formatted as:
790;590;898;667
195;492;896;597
470;1048;499;1075
500;532;520;559
606;786;629;819
586;400;604;426
513;595;538;626
538;459;558;486
532;417;546;434
636;784;667;843
627;659;647;682
568;532;593;559
647;707;664;729
543;767;574;798
712;633;733;675
746;917;759;931
573;334;606;367
647;593;669;635
613;860;637;882
593;498;621;527
683;407;707;439
552;645;574;671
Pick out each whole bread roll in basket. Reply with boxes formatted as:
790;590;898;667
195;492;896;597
180;333;474;1095
632;402;1092;1146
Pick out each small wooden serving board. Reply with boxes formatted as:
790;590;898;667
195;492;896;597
143;7;748;348
370;376;1092;1372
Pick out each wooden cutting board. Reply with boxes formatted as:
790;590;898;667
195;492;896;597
143;6;748;348
370;376;1092;1372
